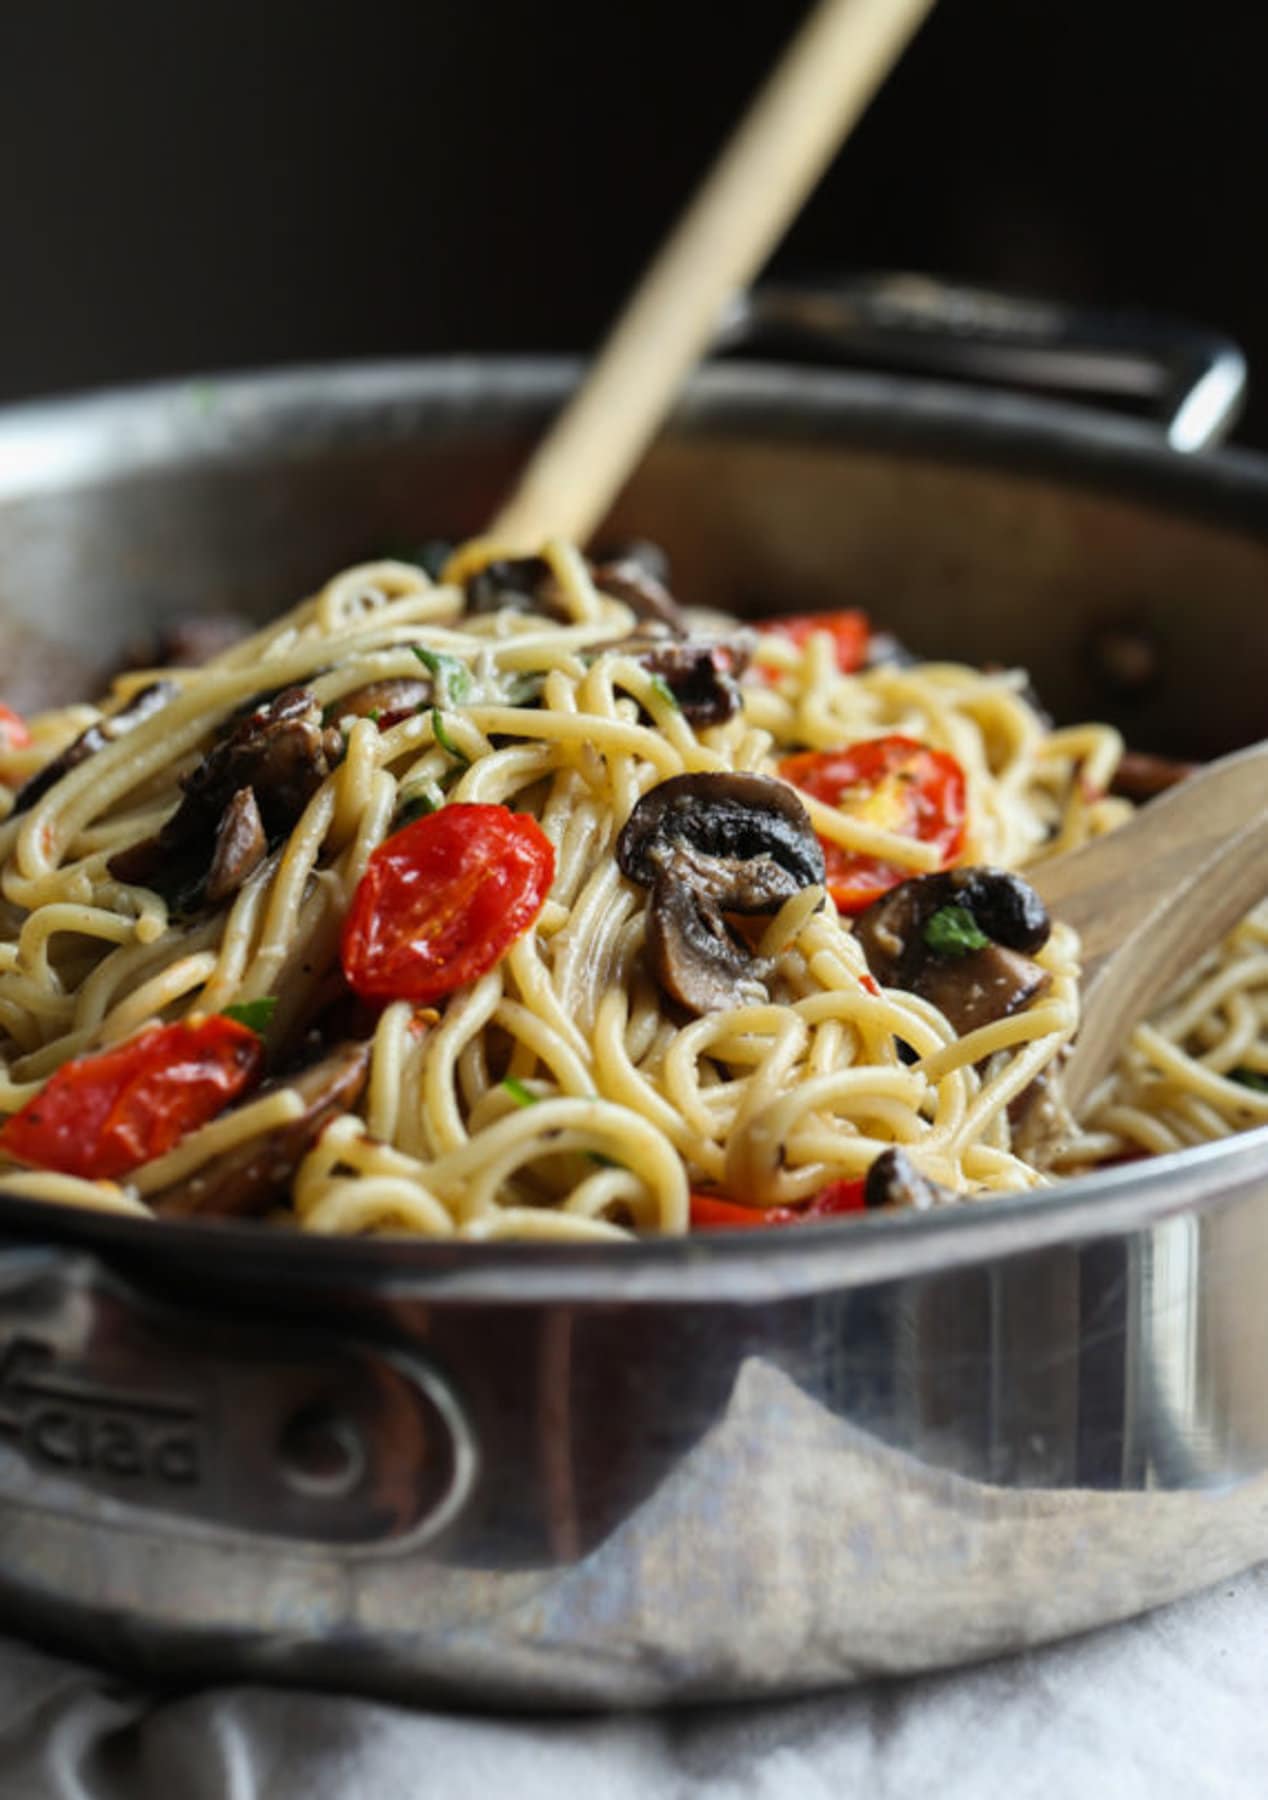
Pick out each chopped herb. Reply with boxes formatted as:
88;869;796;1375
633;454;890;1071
368;708;382;725
1231;1068;1268;1093
413;646;472;705
222;996;278;1036
647;673;680;711
923;904;991;958
392;789;440;831
430;710;469;765
502;1076;538;1108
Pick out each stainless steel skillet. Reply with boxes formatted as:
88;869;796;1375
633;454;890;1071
0;279;1265;1708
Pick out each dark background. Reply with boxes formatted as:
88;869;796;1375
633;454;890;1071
2;2;1266;442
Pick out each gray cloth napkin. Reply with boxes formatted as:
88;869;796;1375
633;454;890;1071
1;1563;1265;1800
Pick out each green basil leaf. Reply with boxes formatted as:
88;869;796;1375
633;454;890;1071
222;996;278;1036
430;710;470;766
392;790;440;832
923;904;990;958
413;646;472;704
1231;1067;1268;1093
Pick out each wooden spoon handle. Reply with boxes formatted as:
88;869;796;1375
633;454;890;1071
488;0;937;552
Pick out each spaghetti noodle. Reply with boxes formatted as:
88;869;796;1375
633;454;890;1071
0;544;1253;1237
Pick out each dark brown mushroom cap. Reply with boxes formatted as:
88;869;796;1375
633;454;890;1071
618;773;825;1016
617;772;825;904
854;867;1052;1037
107;686;342;910
14;680;177;815
863;1146;954;1211
177;685;343;843
856;867;1050;974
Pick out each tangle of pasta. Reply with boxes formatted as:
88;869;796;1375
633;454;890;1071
0;542;1260;1239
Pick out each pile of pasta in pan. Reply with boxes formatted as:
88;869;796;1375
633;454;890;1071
0;540;1263;1238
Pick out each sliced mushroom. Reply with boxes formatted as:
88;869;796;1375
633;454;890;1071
645;866;770;1015
464;555;570;622
915;945;1051;1035
107;686;343;910
151;1039;372;1219
14;680;177;814
205;786;268;905
591;544;686;632
599;630;753;728
863;1146;954;1211
617;772;825;1015
855;867;1052;1036
327;677;431;728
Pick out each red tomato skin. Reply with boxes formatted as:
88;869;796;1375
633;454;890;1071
803;1176;868;1218
0;705;32;752
341;803;555;1004
754;610;870;680
0;1017;262;1181
689;1177;867;1231
778;734;967;914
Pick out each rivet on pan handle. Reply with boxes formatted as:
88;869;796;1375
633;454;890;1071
716;273;1248;453
0;1245;477;1552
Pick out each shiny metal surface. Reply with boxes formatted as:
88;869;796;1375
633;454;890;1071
720;272;1249;452
0;342;1266;1706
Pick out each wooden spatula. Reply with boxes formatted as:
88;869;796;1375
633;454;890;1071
1029;741;1268;1115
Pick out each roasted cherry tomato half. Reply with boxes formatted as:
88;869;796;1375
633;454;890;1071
0;1016;262;1181
341;802;555;1004
0;704;32;753
778;734;967;914
754;609;870;681
689;1176;867;1230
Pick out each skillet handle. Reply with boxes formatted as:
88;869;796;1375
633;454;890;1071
716;272;1247;453
0;1242;476;1550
